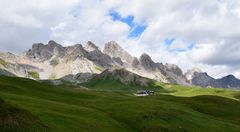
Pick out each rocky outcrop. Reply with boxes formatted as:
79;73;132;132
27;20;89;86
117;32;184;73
25;40;65;61
64;44;88;61
159;63;188;85
103;41;134;64
191;72;215;87
139;53;156;71
84;41;99;52
25;40;89;62
0;62;41;79
0;68;16;77
61;72;97;84
219;75;240;88
165;63;183;77
88;68;152;86
131;57;140;68
185;69;240;89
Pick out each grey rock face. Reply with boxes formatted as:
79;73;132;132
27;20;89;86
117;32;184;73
103;41;134;63
26;40;90;62
191;72;215;87
0;62;41;79
139;53;156;71
112;57;124;65
187;70;240;89
64;44;88;61
0;52;18;62
26;40;65;61
61;72;96;84
160;63;189;85
132;57;140;68
220;75;240;87
165;63;184;77
87;50;113;67
213;75;240;89
49;58;59;66
92;68;151;86
3;39;240;89
0;68;16;77
84;41;99;52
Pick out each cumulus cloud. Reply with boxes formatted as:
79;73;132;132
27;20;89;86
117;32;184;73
0;0;240;78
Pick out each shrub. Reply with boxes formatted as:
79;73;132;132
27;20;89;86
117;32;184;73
28;71;40;79
0;59;7;67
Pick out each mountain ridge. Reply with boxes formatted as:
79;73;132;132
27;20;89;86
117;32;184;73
0;40;240;89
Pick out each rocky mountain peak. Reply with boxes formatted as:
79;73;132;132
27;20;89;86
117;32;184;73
165;63;184;76
139;53;156;70
64;44;87;60
218;74;240;88
104;41;121;49
190;72;215;87
140;53;152;60
132;57;140;68
31;43;44;51
2;39;240;89
84;41;99;52
221;74;237;82
225;74;236;78
103;41;133;63
26;40;65;61
48;40;61;48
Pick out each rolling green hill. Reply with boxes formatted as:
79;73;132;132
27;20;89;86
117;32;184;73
0;76;240;132
156;82;240;100
81;74;163;92
81;69;164;91
0;98;48;132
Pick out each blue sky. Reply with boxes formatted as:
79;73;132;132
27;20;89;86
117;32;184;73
1;0;240;78
110;11;194;53
164;38;195;52
109;10;146;38
164;38;176;46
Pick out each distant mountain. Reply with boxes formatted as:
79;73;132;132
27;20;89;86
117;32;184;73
0;40;240;89
81;68;162;91
185;69;240;89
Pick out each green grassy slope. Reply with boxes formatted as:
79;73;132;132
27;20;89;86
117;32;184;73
0;98;48;132
82;75;164;92
157;82;240;100
0;76;240;132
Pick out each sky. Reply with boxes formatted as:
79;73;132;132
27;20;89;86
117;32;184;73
0;0;240;78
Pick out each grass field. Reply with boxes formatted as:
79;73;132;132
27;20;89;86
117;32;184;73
156;82;240;100
81;75;164;92
0;76;240;132
0;98;48;132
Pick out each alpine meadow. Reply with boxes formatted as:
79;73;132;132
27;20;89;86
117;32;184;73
1;0;240;132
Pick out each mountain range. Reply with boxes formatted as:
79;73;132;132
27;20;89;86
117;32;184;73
0;40;240;89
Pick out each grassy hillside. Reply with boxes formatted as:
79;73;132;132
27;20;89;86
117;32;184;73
0;76;240;132
0;98;48;132
82;75;163;92
157;82;240;100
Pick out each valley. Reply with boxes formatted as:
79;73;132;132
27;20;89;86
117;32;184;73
0;76;240;132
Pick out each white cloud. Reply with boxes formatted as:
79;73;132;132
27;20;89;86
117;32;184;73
1;0;240;78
